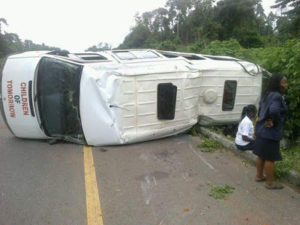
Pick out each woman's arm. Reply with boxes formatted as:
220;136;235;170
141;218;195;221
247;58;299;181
242;135;254;142
268;94;282;126
241;120;255;142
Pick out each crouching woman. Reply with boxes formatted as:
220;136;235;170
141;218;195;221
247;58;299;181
235;105;257;151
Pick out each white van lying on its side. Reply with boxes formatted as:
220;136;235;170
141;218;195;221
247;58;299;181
0;49;264;146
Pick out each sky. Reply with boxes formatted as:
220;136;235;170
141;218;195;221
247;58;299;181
1;0;277;52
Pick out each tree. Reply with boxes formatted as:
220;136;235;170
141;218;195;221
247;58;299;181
119;23;151;49
86;42;112;52
185;0;218;43
272;0;300;37
118;0;278;50
0;18;8;34
214;0;264;48
166;0;194;41
0;18;59;58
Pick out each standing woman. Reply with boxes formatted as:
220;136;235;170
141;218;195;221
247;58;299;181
254;73;288;189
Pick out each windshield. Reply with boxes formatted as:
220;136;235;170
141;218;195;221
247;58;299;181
36;57;85;143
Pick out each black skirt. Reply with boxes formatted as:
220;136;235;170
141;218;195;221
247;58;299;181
253;136;282;161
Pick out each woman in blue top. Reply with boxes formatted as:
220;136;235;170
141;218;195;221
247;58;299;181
254;73;288;189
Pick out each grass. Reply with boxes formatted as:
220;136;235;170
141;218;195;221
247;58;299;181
208;184;235;199
197;137;221;152
189;125;300;180
275;145;300;179
188;125;199;137
211;125;236;141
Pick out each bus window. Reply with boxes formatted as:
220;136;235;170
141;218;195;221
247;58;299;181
222;80;237;111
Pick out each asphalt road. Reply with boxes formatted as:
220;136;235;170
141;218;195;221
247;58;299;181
0;114;300;225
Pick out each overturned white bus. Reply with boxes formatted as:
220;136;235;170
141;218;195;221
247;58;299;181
0;49;265;146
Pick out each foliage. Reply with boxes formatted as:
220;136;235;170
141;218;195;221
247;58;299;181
118;0;299;50
86;42;111;52
208;184;235;199
249;40;300;140
119;0;291;50
119;23;151;49
272;0;300;38
275;145;300;179
214;0;264;48
279;40;300;140
187;125;199;136
155;40;177;51
198;137;221;152
0;19;59;59
201;39;245;58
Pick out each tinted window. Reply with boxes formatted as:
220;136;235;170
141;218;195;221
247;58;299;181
222;80;237;111
37;57;85;143
157;83;177;120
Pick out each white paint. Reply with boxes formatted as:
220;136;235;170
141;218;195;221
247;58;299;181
140;175;156;205
189;144;216;171
152;176;157;186
158;219;165;225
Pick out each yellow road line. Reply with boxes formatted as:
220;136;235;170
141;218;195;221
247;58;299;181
83;146;103;225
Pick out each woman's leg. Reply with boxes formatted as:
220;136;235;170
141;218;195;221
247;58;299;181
264;160;275;185
264;161;283;189
256;157;265;180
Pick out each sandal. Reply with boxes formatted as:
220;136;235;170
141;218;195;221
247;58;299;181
255;177;266;182
265;183;284;190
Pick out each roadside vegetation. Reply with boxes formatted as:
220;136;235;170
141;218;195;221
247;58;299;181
190;124;300;181
197;136;221;152
208;184;235;200
275;145;300;179
0;18;58;60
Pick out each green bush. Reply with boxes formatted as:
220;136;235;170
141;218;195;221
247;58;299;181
249;40;300;140
156;40;177;51
200;39;300;142
275;145;300;179
188;125;199;136
201;39;246;58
